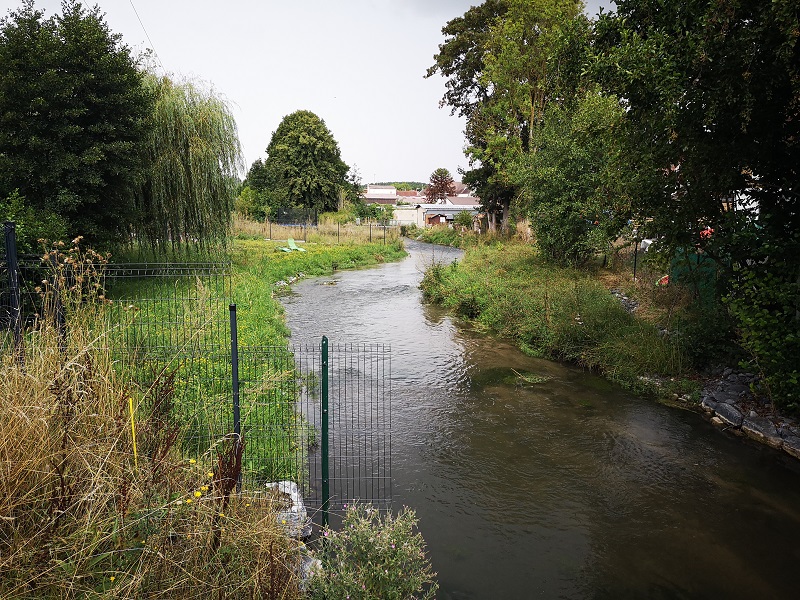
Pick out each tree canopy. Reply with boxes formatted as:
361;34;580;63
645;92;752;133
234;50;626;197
134;75;242;250
594;0;800;409
428;0;585;231
427;168;456;203
0;0;152;245
261;110;350;214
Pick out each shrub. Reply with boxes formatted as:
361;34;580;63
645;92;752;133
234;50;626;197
307;504;437;600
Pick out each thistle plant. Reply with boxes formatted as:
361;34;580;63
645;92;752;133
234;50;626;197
307;504;438;600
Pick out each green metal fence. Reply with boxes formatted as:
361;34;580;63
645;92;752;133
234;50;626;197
101;261;391;523
2;228;393;524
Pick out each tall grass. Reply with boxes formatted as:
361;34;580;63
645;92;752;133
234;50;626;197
0;255;303;598
232;214;401;246
421;243;687;391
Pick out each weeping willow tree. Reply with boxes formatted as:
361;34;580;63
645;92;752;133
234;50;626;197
135;75;243;250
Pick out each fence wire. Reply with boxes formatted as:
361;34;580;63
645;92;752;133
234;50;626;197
3;230;392;511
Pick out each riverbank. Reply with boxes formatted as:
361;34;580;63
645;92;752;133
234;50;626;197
419;240;800;461
229;237;406;346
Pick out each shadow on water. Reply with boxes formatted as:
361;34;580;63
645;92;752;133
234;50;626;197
281;239;800;600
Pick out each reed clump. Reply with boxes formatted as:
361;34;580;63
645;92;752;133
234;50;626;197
0;244;302;599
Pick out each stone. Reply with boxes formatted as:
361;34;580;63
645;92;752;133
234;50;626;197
782;436;800;460
266;480;313;538
714;403;743;428
299;553;323;592
722;367;733;377
700;396;718;414
742;417;783;449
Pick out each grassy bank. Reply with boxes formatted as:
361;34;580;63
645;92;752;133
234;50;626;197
1;275;304;598
420;242;696;397
1;236;412;598
403;223;481;248
230;238;406;346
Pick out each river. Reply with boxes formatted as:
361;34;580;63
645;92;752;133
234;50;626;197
280;239;800;599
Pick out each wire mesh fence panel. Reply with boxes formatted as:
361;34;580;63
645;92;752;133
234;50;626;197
326;342;392;510
236;343;392;511
102;263;235;464
2;237;392;512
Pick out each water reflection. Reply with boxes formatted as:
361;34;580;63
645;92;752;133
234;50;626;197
281;240;800;599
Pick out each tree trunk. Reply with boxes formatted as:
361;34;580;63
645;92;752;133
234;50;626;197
501;197;511;234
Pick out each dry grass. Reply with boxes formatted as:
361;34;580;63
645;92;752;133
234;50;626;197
0;247;303;599
595;246;694;330
232;213;400;246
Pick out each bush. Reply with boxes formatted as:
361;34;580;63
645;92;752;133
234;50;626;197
307;504;437;600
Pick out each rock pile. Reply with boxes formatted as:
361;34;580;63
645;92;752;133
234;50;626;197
610;288;639;313
699;368;800;460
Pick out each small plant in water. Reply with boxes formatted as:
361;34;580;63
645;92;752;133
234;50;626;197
307;503;437;599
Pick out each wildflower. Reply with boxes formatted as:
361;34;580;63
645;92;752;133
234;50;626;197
281;519;287;525
323;530;329;537
200;486;208;492
245;503;251;507
186;498;193;504
110;576;116;582
194;491;202;498
189;458;196;464
207;471;214;478
219;513;225;518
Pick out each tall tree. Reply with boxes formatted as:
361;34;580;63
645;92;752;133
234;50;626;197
427;168;456;203
0;0;152;245
428;0;585;232
595;0;800;409
135;75;243;249
516;87;633;264
263;110;349;213
428;0;514;230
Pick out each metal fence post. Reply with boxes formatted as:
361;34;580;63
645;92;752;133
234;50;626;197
230;304;242;493
321;335;330;528
4;222;23;361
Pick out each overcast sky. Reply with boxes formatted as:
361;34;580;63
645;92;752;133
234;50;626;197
5;1;612;184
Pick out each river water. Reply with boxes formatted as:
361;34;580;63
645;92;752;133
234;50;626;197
280;239;800;599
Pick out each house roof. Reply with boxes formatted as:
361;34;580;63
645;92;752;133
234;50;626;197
446;196;481;206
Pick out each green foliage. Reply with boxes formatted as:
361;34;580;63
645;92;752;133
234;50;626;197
0;190;66;252
428;0;586;232
373;182;424;191
427;168;456;202
421;244;687;389
234;185;268;221
354;202;394;224
723;218;800;413
263;110;349;213
308;504;437;600
594;0;800;408
516;88;632;265
135;75;242;251
453;210;474;228
0;0;152;246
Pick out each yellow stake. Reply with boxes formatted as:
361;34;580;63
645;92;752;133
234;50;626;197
128;396;138;471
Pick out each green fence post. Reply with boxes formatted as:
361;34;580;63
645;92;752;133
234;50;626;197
321;335;330;528
230;304;242;493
